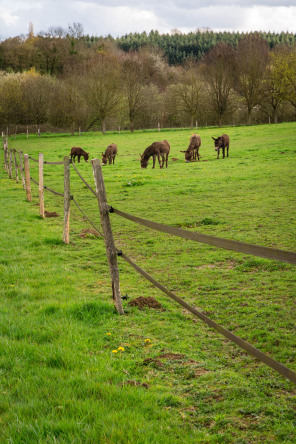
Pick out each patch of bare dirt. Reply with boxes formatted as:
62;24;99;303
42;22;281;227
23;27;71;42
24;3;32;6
45;211;59;217
128;296;163;310
79;228;102;238
142;358;164;368
196;260;237;270
120;380;149;389
171;157;179;161
158;353;186;360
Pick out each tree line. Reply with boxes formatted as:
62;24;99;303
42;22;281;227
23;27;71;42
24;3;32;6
1;26;296;133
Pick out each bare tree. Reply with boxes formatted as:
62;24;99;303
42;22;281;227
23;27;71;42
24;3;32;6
202;43;236;127
121;52;149;132
83;55;122;133
170;60;203;128
234;33;269;125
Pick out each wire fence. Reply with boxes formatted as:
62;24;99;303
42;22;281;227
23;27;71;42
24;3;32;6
1;135;296;384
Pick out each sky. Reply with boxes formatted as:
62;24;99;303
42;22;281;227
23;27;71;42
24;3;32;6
1;0;296;40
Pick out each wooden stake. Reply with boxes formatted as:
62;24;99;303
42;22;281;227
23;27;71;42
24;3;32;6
91;158;124;315
39;153;44;218
8;149;12;178
63;156;71;244
19;151;25;190
24;154;32;202
3;142;8;172
13;149;19;182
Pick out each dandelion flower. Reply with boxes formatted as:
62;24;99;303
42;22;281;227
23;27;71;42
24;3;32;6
118;346;125;351
145;339;151;344
112;350;118;354
106;332;111;336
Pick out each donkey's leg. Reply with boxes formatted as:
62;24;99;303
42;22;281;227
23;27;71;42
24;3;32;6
157;154;162;168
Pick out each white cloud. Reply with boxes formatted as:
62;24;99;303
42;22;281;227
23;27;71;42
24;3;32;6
0;10;19;26
72;2;170;36
239;6;296;33
0;0;296;39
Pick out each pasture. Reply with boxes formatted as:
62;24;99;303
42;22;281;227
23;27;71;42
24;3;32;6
1;122;296;442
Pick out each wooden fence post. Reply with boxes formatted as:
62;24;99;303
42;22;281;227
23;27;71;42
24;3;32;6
63;156;71;244
19;151;25;190
39;153;44;218
24;154;32;202
13;150;19;183
91;158;124;315
8;149;12;178
3;142;8;172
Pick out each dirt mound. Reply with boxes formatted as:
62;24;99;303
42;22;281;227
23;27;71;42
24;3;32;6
45;211;59;217
79;228;101;238
128;296;163;310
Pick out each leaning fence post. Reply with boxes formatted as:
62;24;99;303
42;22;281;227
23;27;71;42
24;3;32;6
24;154;32;202
63;156;71;244
91;158;124;315
39;153;44;218
3;142;8;172
19;151;25;190
13;149;19;183
8;149;13;178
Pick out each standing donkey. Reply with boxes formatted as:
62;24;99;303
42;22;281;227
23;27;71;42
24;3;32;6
212;134;230;159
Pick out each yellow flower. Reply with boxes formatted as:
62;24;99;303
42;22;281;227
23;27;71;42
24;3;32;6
106;332;111;336
145;339;151;344
112;350;118;354
118;346;125;351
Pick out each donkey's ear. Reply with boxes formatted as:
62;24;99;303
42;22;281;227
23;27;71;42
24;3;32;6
102;152;104;155
212;137;216;141
180;150;185;153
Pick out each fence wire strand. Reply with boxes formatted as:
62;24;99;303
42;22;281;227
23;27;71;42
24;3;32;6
71;162;97;197
44;185;64;197
30;176;39;185
72;197;103;236
28;156;39;163
111;207;296;265
118;249;296;384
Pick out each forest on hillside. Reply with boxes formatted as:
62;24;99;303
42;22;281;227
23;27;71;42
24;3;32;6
1;26;296;133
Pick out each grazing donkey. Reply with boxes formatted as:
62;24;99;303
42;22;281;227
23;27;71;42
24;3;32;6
212;134;230;159
70;147;89;163
140;140;170;169
180;134;201;162
102;143;118;166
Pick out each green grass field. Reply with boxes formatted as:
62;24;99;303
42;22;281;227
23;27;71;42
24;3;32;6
1;123;296;443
